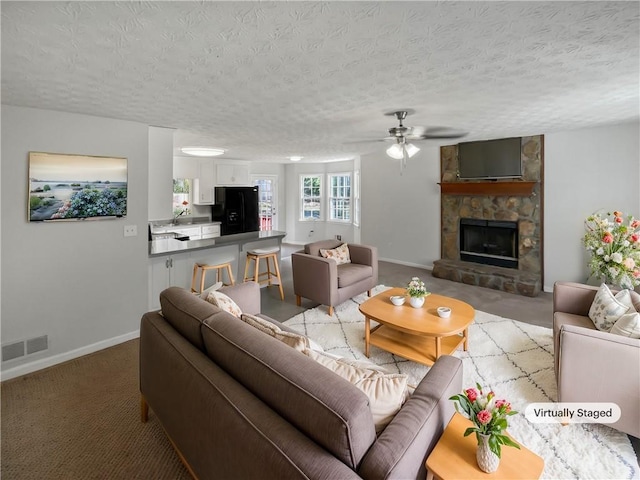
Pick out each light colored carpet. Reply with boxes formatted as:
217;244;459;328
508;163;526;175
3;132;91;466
284;285;640;480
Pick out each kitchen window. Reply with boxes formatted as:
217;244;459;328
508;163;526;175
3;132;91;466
328;173;351;222
173;178;192;218
300;174;322;220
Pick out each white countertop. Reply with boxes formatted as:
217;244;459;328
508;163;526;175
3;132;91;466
149;230;286;257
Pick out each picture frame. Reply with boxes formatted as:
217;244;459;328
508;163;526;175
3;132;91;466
28;151;128;222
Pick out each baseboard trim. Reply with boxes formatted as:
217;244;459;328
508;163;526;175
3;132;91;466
379;257;434;270
1;330;140;381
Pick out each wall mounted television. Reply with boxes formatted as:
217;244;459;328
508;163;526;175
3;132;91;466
458;137;522;179
28;152;128;222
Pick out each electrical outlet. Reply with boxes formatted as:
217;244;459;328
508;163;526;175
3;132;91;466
336;235;342;241
309;230;314;237
124;225;137;237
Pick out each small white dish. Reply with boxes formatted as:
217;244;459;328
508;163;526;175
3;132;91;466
437;306;452;318
390;295;406;306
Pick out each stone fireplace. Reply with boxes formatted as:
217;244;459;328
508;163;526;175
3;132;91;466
432;135;544;296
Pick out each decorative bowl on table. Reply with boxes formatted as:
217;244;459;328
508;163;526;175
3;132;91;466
390;295;406;306
437;306;452;318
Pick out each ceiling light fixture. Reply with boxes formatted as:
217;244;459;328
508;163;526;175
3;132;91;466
181;147;226;157
289;156;303;162
386;139;420;174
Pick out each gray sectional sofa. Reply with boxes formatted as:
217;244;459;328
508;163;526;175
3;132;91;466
140;282;463;480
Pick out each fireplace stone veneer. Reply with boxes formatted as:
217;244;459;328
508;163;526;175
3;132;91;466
433;136;544;297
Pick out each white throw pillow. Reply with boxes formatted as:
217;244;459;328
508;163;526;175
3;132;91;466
199;281;223;299
588;284;634;331
303;348;409;434
319;243;351;265
205;290;243;318
609;312;640;339
241;314;310;352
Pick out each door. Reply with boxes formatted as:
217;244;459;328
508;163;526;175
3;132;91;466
251;175;278;231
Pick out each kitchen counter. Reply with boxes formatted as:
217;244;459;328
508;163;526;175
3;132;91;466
149;230;287;257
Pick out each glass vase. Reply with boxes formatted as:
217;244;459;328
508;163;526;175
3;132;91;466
476;433;500;473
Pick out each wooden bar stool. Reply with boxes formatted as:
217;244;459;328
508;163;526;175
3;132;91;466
191;262;235;294
243;247;284;300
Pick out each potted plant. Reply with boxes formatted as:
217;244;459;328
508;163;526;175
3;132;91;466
450;384;520;473
406;277;430;308
583;210;640;289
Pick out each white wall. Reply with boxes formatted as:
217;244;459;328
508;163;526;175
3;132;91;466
361;146;442;268
148;127;174;221
1;106;150;379
544;121;640;291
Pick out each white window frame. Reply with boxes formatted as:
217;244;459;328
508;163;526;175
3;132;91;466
353;169;360;227
328;172;352;223
300;174;323;221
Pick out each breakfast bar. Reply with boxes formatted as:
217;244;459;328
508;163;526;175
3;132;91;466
148;230;286;310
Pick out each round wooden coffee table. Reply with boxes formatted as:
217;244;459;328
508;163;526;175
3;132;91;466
359;287;475;366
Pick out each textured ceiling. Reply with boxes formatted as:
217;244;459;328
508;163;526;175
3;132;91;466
2;1;639;163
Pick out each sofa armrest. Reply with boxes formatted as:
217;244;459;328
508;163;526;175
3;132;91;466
357;355;463;480
558;324;640;437
219;281;261;315
291;252;338;304
553;281;599;316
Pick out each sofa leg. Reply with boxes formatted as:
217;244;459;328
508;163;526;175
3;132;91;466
367;289;372;297
296;295;301;306
141;394;149;423
328;305;334;316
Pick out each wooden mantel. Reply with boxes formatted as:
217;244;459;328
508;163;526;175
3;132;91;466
438;181;537;196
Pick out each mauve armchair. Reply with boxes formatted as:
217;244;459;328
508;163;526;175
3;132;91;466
553;281;640;438
292;240;378;316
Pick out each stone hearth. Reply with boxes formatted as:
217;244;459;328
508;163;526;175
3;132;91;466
433;136;544;297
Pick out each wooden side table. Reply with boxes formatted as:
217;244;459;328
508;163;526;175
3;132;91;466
426;413;544;480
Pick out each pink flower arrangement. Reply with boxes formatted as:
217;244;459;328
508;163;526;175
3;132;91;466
583;210;640;288
450;383;520;457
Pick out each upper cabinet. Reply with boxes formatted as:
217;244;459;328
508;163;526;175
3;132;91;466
193;159;215;204
216;162;250;186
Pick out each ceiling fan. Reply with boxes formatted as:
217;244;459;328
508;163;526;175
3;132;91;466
367;109;468;174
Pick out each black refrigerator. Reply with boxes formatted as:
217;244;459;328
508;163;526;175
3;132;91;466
211;186;260;235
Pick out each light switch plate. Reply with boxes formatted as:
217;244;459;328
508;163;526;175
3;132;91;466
124;225;137;237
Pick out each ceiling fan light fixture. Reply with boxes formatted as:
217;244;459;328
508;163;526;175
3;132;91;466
181;147;226;157
405;143;420;158
386;143;404;160
386;142;419;160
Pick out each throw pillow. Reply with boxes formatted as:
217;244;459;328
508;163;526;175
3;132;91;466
241;313;310;352
199;281;223;300
319;243;351;265
205;291;243;318
303;348;409;434
609;312;640;339
588;284;634;331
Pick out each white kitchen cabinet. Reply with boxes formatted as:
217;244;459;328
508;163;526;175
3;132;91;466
201;224;220;239
216;162;250;186
148;252;192;310
193;159;216;204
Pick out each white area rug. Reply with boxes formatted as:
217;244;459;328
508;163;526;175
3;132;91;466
284;285;640;480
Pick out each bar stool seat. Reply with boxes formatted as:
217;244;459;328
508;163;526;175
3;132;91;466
191;262;235;294
243;247;284;300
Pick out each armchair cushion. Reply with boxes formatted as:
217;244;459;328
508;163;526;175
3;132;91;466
338;264;373;288
588;283;635;331
320;243;351;265
610;312;640;338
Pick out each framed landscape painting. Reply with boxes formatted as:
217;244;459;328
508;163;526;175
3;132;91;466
28;152;128;222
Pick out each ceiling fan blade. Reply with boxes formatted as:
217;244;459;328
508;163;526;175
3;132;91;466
413;127;468;140
343;138;389;144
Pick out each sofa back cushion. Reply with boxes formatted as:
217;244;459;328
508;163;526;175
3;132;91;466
201;314;377;469
159;286;220;351
305;239;343;257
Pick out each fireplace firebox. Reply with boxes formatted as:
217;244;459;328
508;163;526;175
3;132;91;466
459;218;518;269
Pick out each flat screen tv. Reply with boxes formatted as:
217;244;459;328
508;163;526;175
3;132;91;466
458;137;522;179
28;152;128;222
